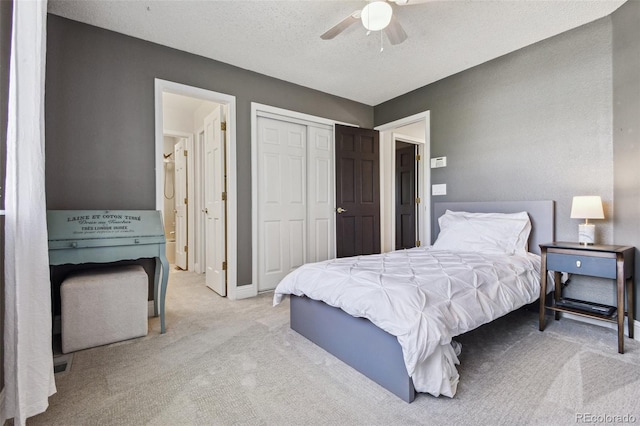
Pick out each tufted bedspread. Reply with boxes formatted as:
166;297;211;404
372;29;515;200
273;247;542;397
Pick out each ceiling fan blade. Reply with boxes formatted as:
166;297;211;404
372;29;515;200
320;11;361;40
384;14;407;45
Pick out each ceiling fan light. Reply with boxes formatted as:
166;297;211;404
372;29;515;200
361;1;393;31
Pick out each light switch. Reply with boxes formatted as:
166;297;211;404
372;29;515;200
430;157;447;168
432;184;447;196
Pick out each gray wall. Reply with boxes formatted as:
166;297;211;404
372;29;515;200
613;0;640;316
45;15;373;286
375;10;640;316
41;8;640;312
375;16;614;242
0;0;12;398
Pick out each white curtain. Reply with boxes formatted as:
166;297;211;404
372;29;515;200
2;0;56;425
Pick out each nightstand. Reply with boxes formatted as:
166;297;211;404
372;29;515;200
538;242;635;354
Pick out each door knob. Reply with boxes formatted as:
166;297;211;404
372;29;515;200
204;208;209;214
337;207;347;214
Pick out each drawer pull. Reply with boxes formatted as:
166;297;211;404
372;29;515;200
576;260;581;268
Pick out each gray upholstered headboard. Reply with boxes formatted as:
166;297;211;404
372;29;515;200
432;201;555;255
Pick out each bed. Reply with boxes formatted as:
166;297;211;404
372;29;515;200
273;200;555;402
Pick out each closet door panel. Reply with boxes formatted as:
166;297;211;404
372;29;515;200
314;218;330;262
289;219;305;269
257;117;307;291
308;125;335;263
264;220;283;274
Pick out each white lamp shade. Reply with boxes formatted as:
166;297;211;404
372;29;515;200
570;196;604;220
361;1;393;31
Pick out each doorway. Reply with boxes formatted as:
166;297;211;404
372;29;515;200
395;141;418;249
154;79;241;299
334;124;381;257
161;94;215;273
161;133;191;269
375;111;430;252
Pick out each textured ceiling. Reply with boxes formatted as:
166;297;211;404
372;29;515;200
47;0;626;106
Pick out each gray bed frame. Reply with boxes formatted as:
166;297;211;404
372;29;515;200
289;201;555;402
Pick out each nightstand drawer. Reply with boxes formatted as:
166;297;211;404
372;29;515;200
546;252;616;279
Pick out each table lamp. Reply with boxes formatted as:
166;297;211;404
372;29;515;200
570;196;604;245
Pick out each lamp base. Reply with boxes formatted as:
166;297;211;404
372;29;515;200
578;223;595;245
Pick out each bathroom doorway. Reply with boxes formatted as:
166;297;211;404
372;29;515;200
154;79;241;298
161;93;217;272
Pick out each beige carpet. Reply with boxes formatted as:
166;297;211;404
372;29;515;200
30;268;640;425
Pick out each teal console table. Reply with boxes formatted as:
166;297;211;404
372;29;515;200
47;210;170;333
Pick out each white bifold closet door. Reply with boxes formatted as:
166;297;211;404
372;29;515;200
257;115;334;292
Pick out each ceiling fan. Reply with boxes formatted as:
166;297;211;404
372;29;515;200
320;0;430;46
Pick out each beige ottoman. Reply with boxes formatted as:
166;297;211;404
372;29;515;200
61;265;148;353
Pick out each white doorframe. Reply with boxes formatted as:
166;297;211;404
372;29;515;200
375;111;431;252
154;79;240;299
250;102;355;295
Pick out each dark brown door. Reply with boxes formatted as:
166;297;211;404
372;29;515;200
335;124;380;258
395;143;417;249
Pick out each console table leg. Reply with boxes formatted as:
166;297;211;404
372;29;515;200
159;253;169;334
153;260;160;317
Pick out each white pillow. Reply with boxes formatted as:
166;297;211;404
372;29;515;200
432;210;531;255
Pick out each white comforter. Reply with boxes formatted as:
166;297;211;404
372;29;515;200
273;247;542;397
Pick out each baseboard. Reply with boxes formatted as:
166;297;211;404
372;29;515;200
563;312;640;341
233;283;257;300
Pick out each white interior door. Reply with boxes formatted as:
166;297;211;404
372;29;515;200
195;130;206;274
257;116;307;292
307;125;335;262
204;106;226;295
174;138;188;270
